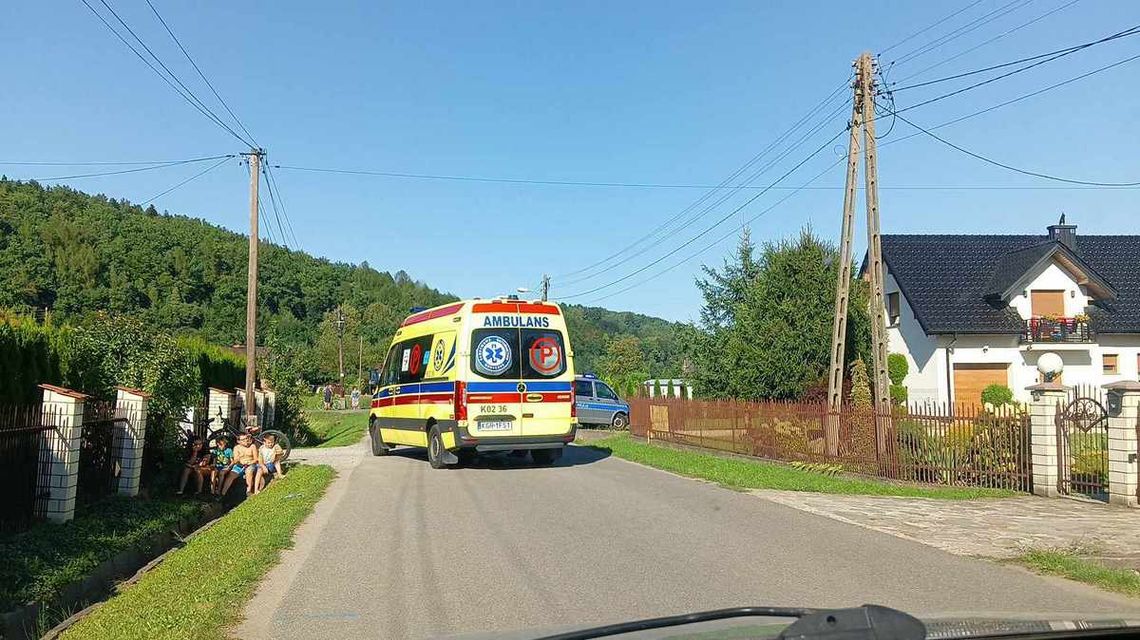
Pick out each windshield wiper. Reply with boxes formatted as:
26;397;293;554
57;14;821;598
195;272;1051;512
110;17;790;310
536;605;925;640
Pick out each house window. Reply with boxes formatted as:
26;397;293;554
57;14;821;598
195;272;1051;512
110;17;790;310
886;292;900;326
1103;354;1119;375
1031;290;1065;318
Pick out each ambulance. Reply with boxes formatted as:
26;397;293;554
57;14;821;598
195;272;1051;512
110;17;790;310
368;297;577;468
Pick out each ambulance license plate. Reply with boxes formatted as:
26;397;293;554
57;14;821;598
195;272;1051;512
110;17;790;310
478;420;513;432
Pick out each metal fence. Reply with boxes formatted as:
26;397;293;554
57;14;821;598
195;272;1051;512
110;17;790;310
629;397;1033;492
78;400;121;505
0;404;61;533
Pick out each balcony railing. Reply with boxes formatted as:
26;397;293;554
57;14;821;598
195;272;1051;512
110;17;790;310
1022;317;1092;343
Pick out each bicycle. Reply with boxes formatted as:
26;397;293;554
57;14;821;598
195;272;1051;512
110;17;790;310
203;408;293;461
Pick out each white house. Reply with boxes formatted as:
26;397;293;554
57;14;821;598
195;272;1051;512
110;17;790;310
871;218;1140;406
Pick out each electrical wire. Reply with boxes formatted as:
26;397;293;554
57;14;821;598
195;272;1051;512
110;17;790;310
554;97;851;288
264;164;300;248
31;154;234;180
548;77;853;282
139;155;231;204
583;154;851;305
890;110;1140;186
878;50;1140;146
889;23;1140;92
78;0;253;148
0;157;222;166
143;0;259;147
554;127;847;300
888;0;1034;68
260;164;295;249
893;0;1081;85
878;0;987;56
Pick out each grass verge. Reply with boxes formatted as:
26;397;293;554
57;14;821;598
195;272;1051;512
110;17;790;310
60;465;336;640
0;497;208;613
302;409;368;448
1016;549;1140;598
586;433;1015;499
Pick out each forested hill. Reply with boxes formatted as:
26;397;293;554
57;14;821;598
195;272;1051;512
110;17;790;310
0;179;683;379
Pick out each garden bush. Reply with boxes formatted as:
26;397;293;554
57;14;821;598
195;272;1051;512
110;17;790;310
981;383;1014;408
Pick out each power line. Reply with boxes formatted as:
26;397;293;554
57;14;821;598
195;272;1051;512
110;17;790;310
878;0;987;56
0;157;224;166
260;164;297;249
554;97;851;288
880;50;1140;149
78;0;253;147
264;164;300;248
554;127;847;300
143;0;259;147
31;154;234;180
550;78;852;282
583;154;851;305
888;0;1034;68
893;0;1082;85
889;23;1140;92
891;111;1140;186
139;155;231;204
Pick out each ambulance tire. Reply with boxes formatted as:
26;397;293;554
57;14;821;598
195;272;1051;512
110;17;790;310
427;426;446;469
369;420;388;457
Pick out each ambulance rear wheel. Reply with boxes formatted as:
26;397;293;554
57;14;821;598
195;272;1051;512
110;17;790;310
369;420;389;457
427;426;446;469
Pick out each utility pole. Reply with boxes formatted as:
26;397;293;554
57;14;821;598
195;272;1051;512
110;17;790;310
242;149;264;425
336;305;346;386
541;274;550;302
825;52;892;457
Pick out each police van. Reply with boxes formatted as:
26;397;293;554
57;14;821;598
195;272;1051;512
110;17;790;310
369;297;577;468
573;374;630;429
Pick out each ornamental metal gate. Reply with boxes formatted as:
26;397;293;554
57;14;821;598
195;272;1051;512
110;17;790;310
1056;387;1109;501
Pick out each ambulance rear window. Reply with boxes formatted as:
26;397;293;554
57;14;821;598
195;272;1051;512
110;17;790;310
470;328;566;379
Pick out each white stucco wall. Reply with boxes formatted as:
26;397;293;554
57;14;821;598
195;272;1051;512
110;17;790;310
882;259;1140;406
1008;262;1092;320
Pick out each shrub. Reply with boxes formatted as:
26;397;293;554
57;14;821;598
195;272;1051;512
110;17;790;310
981;384;1014;408
889;384;908;406
887;353;908;385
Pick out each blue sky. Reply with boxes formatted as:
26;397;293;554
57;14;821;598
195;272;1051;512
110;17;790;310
2;1;1138;322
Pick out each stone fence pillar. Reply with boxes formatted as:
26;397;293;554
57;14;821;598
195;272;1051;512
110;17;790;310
1027;382;1068;498
114;386;150;498
208;387;235;430
37;384;88;523
1105;381;1140;507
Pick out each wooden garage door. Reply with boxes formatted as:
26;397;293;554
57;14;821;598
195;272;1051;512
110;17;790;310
953;363;1009;407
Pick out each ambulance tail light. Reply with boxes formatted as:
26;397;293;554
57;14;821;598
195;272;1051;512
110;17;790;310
454;380;468;421
569;385;576;418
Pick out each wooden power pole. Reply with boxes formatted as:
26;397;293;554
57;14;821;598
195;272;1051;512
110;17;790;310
825;52;892;455
336;305;346;385
541;274;550;302
243;149;264;424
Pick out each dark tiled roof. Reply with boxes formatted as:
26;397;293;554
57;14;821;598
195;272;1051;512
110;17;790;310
878;234;1140;335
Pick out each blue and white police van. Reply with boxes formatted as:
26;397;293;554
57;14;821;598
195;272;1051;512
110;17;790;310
573;374;630;429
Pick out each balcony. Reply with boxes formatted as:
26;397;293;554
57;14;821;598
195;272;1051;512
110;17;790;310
1022;317;1092;344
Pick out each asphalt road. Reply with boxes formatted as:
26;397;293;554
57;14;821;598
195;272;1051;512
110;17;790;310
240;444;1140;639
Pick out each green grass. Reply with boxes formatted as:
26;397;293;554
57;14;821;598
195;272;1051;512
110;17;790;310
60;465;335;640
1017;549;1140;598
586;434;1016;499
302;409;369;448
0;497;209;612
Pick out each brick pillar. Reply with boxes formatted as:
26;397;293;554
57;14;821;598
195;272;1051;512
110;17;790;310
113;386;150;497
207;388;235;430
264;391;276;429
1027;382;1068;498
37;384;88;523
1105;381;1140;507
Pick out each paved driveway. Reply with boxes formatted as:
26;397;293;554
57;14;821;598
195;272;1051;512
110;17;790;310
239;445;1140;639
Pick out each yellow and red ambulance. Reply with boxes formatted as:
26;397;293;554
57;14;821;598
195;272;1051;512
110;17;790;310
368;297;577;468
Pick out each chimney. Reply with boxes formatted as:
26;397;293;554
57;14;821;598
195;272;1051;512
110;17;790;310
1047;213;1076;248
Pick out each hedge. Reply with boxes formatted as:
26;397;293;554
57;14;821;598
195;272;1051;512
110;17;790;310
0;312;245;407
